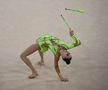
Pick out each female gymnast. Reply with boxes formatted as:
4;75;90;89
20;28;81;82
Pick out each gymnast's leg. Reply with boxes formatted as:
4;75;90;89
20;43;39;79
38;50;45;66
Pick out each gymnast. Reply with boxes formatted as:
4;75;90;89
20;28;81;82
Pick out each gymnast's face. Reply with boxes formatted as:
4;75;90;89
60;49;72;65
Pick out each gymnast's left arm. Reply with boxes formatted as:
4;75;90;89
66;28;81;49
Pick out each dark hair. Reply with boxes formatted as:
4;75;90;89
62;57;72;65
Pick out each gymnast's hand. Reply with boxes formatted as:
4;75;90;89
69;28;74;36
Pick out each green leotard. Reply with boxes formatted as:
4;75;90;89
37;34;81;55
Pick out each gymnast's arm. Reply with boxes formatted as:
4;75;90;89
54;54;69;82
66;28;81;49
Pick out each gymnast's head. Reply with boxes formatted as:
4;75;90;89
59;49;72;65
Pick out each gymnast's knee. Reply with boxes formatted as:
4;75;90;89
20;52;27;60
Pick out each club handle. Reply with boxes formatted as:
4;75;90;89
60;14;70;29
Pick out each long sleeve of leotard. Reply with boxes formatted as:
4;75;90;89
65;34;81;49
48;34;81;55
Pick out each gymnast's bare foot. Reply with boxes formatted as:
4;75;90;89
38;61;45;66
28;72;38;79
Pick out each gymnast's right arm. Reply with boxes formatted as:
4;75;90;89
54;54;69;82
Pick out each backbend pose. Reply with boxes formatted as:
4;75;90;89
20;28;81;82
